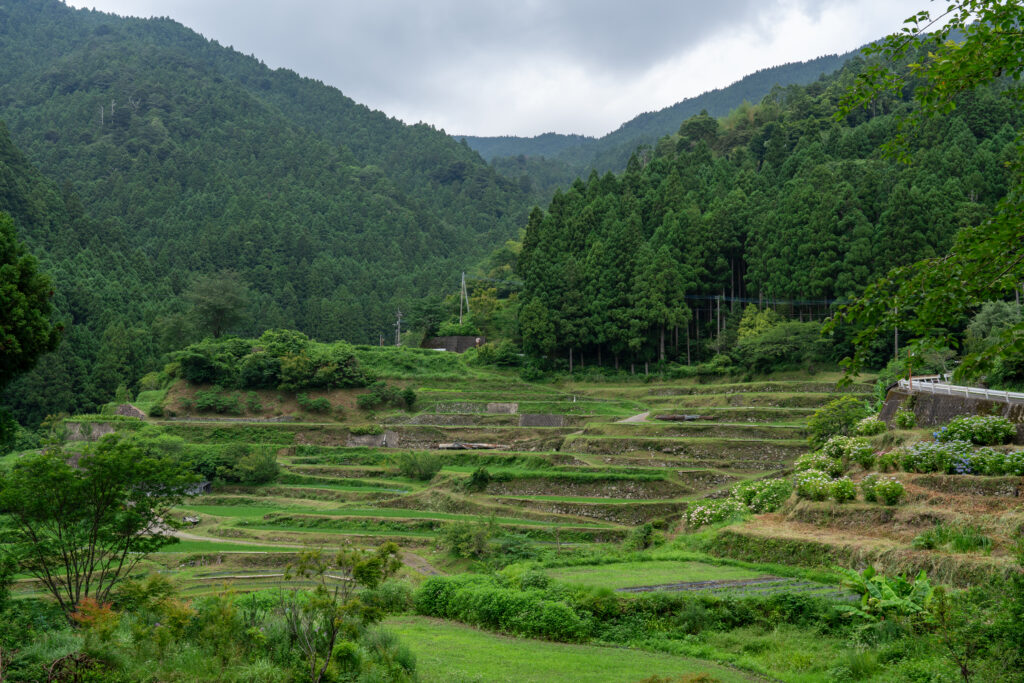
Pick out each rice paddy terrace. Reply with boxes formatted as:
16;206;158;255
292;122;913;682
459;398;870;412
48;371;878;597
18;365;1024;681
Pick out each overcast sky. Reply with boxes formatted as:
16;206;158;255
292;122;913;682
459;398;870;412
66;0;927;137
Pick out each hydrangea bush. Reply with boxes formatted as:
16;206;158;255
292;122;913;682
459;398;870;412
794;452;844;477
893;407;916;429
860;473;880;502
795;469;833;501
685;497;747;529
935;415;1015;446
873;478;906;505
855;416;888;436
896;440;972;473
731;478;792;513
949;448;1024;476
830;477;857;503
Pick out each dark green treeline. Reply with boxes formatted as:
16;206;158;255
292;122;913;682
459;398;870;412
517;53;1022;368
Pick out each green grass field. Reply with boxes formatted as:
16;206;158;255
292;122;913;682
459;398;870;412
385;616;755;683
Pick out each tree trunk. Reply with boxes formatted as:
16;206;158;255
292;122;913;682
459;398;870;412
569;347;573;373
659;325;665;362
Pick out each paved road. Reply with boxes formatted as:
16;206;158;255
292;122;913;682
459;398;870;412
616;411;650;423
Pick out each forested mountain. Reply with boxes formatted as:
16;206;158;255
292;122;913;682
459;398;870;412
517;45;1022;370
0;0;531;423
460;50;859;193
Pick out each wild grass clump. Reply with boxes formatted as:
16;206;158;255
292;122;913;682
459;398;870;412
354;345;472;379
912;523;992;554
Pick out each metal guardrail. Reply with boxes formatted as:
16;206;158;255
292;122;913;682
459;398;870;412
898;379;1024;404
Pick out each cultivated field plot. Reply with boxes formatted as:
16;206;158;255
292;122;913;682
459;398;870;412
385;616;757;683
546;560;852;600
60;372;859;595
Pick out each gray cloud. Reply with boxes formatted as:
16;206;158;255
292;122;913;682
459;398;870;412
68;1;925;135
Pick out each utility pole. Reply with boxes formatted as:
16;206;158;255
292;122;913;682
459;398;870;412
716;294;722;349
458;272;470;325
394;309;403;346
894;306;899;362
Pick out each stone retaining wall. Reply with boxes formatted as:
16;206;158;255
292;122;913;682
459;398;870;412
882;388;1024;443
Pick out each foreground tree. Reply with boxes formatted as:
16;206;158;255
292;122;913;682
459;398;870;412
281;544;404;683
829;0;1024;379
0;433;197;613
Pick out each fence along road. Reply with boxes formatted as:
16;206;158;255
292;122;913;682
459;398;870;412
898;379;1024;405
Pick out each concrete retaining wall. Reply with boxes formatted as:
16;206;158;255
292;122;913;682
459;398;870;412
882;388;1024;443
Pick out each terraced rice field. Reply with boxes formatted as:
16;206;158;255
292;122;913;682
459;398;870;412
56;374;870;594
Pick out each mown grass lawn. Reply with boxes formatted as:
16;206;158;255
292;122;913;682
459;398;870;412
385;616;755;683
547;560;765;589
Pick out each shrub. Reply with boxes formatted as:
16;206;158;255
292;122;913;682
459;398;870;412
876;450;898;472
935;415;1015;446
1004;450;1024;476
795;469;833;501
873;478;905;505
893;407;916;429
624;523;664;550
860;473;880;502
807;396;870;447
830;477;857;503
794;452;844;477
731;478;792;513
232;447;279;485
465;467;492;492
392;452;442;481
685;498;747;529
357;381;415;411
897;440;971;473
439;521;492;558
470;340;522;367
194;387;243;414
244;391;262;413
296;393;331;413
855;416;888;437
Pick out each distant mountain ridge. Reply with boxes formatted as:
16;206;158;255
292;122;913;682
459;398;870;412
458;49;860;188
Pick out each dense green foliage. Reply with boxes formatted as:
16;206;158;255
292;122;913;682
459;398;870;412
516;44;1021;370
173;329;370;391
829;0;1024;388
0;0;530;424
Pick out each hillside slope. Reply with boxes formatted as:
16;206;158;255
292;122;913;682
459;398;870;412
0;0;532;421
460;50;858;192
